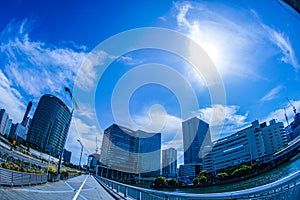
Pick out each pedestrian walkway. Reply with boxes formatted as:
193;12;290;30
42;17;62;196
0;175;115;200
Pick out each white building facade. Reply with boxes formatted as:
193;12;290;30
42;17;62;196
162;148;177;177
203;119;287;174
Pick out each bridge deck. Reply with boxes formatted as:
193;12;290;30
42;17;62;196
0;175;115;200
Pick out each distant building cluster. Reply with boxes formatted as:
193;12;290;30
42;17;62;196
1;92;299;180
95;114;299;180
0;94;72;159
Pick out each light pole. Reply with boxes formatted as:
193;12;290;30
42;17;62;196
77;139;83;170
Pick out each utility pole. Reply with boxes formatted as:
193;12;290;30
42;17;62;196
77;139;83;170
57;87;79;175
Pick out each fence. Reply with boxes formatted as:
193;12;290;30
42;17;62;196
0;168;47;187
94;170;300;200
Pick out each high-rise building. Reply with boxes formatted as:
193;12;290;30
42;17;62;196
261;119;287;155
182;117;212;164
202;119;288;174
0;109;9;135
162;147;177;178
100;124;162;176
100;124;139;173
88;153;101;172
63;149;72;163
137;130;161;177
179;163;203;178
8;123;17;139
5;118;12;136
15;123;29;141
280;0;300;14
27;94;72;158
21;101;32;127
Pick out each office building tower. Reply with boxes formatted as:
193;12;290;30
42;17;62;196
88;153;101;172
14;123;28;141
162;147;177;178
5;118;12;136
100;124;162;176
27;94;72;158
261;119;287;155
281;0;300;14
182;117;211;164
9;123;17;139
101;124;140;173
0;109;9;135
63;149;72;163
21;101;32;126
202;119;288;174
179;163;203;178
137;130;161;177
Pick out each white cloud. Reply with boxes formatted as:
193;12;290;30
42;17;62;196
194;104;248;140
0;70;25;121
173;1;299;82
264;26;300;69
0;19;87;97
263;99;300;127
75;50;113;91
260;85;284;102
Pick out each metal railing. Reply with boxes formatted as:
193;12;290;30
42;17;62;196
94;170;300;200
0;168;47;187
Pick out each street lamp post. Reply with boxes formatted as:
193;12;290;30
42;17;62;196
77;139;83;170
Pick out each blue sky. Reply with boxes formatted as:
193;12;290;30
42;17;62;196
0;0;300;165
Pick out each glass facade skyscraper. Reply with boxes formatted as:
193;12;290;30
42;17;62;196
137;130;161;177
100;124;140;173
162;147;177;178
100;124;161;176
27;94;72;158
182;117;212;164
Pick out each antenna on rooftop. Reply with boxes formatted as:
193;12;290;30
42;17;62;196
95;136;99;154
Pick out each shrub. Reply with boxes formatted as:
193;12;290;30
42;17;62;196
1;162;11;170
27;169;36;173
21;168;28;173
231;165;252;177
154;176;167;186
61;168;68;178
36;170;46;174
168;178;177;186
193;177;199;185
199;170;208;177
198;175;207;184
11;164;21;171
46;165;58;176
216;172;229;180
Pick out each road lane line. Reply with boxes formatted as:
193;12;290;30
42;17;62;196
72;175;88;200
65;181;76;192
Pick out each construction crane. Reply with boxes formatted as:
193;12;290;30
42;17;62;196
284;107;290;126
285;97;297;114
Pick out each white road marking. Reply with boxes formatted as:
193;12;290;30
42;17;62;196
72;175;88;200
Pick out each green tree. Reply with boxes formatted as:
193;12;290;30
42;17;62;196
199;170;208;177
199;175;207;184
193;177;199;185
168;178;177;186
216;172;229;180
231;165;252;177
154;176;167;186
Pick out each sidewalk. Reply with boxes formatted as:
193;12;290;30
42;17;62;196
0;175;115;200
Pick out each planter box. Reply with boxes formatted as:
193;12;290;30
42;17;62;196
47;173;59;182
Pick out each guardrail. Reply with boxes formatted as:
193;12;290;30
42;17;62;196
94;170;300;200
0;168;47;187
